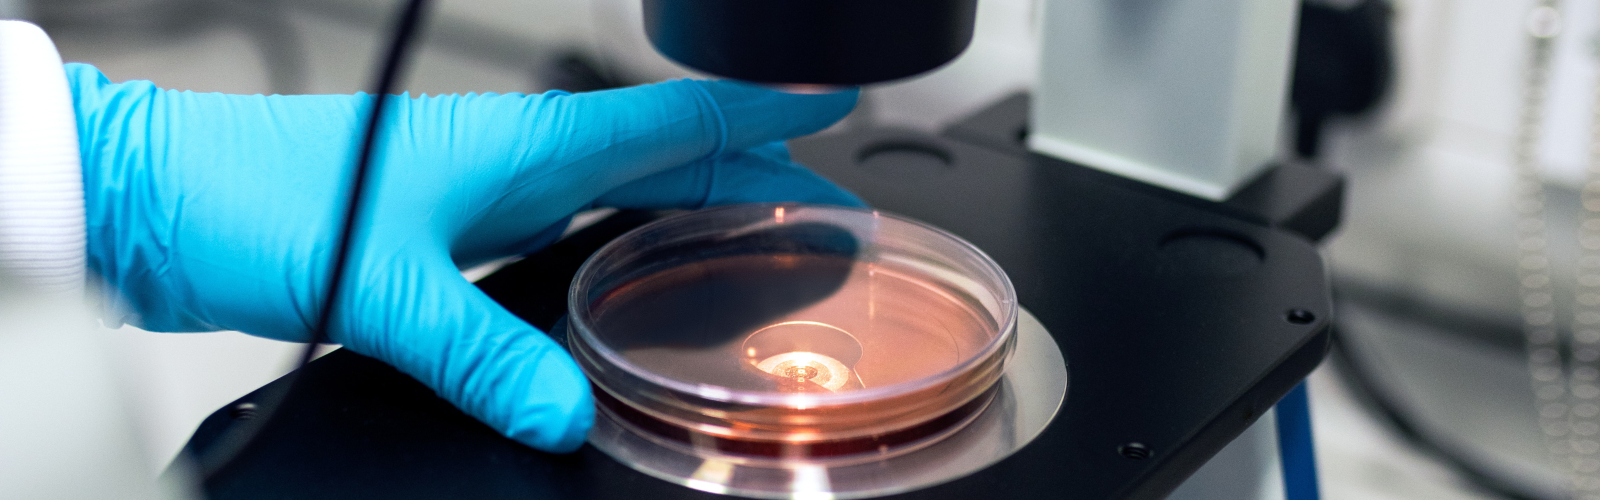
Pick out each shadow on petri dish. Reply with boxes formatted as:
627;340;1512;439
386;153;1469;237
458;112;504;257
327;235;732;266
589;222;860;356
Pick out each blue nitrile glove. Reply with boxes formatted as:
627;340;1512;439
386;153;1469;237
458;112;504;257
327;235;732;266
66;63;862;453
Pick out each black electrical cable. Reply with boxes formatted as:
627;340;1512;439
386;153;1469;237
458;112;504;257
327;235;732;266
193;0;432;482
299;0;429;368
1329;310;1567;500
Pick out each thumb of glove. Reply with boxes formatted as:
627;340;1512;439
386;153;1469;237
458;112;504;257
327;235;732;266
337;249;593;453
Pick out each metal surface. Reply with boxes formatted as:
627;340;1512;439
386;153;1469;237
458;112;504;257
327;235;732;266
942;93;1346;243
586;308;1067;500
1029;0;1299;200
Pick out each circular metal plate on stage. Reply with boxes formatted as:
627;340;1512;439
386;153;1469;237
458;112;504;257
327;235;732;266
587;307;1068;499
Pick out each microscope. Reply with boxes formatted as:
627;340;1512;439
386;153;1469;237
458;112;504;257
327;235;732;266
184;1;1341;499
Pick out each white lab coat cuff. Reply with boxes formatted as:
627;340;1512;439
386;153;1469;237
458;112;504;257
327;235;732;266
0;20;88;297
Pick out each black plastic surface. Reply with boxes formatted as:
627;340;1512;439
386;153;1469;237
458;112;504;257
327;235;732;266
183;97;1336;499
789;129;1333;499
642;0;977;85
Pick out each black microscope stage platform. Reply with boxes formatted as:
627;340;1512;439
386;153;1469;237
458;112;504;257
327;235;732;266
182;94;1341;500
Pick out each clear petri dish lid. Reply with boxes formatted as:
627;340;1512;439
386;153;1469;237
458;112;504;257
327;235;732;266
569;204;1017;410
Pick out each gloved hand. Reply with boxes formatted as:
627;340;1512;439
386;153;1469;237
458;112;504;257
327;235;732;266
66;63;862;453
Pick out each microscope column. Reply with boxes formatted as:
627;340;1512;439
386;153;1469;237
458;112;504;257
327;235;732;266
1028;0;1300;201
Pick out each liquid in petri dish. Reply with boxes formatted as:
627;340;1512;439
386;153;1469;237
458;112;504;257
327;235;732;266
589;253;998;394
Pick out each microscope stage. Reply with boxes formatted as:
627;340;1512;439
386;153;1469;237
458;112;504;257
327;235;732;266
183;94;1339;500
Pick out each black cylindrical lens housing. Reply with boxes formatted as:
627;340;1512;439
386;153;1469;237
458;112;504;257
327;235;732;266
642;0;979;86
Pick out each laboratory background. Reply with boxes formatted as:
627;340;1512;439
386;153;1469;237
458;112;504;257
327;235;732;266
0;0;1592;499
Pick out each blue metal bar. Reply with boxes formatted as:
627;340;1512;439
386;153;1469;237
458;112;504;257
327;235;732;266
1277;382;1321;500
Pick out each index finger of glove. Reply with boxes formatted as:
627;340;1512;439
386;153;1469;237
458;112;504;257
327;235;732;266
593;142;866;210
538;81;858;201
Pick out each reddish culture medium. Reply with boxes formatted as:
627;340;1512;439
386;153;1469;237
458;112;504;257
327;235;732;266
569;204;1016;464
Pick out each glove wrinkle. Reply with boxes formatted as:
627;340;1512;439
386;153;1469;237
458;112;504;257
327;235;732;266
686;80;730;160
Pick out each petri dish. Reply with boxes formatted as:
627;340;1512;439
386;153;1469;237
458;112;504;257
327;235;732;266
568;204;1017;465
